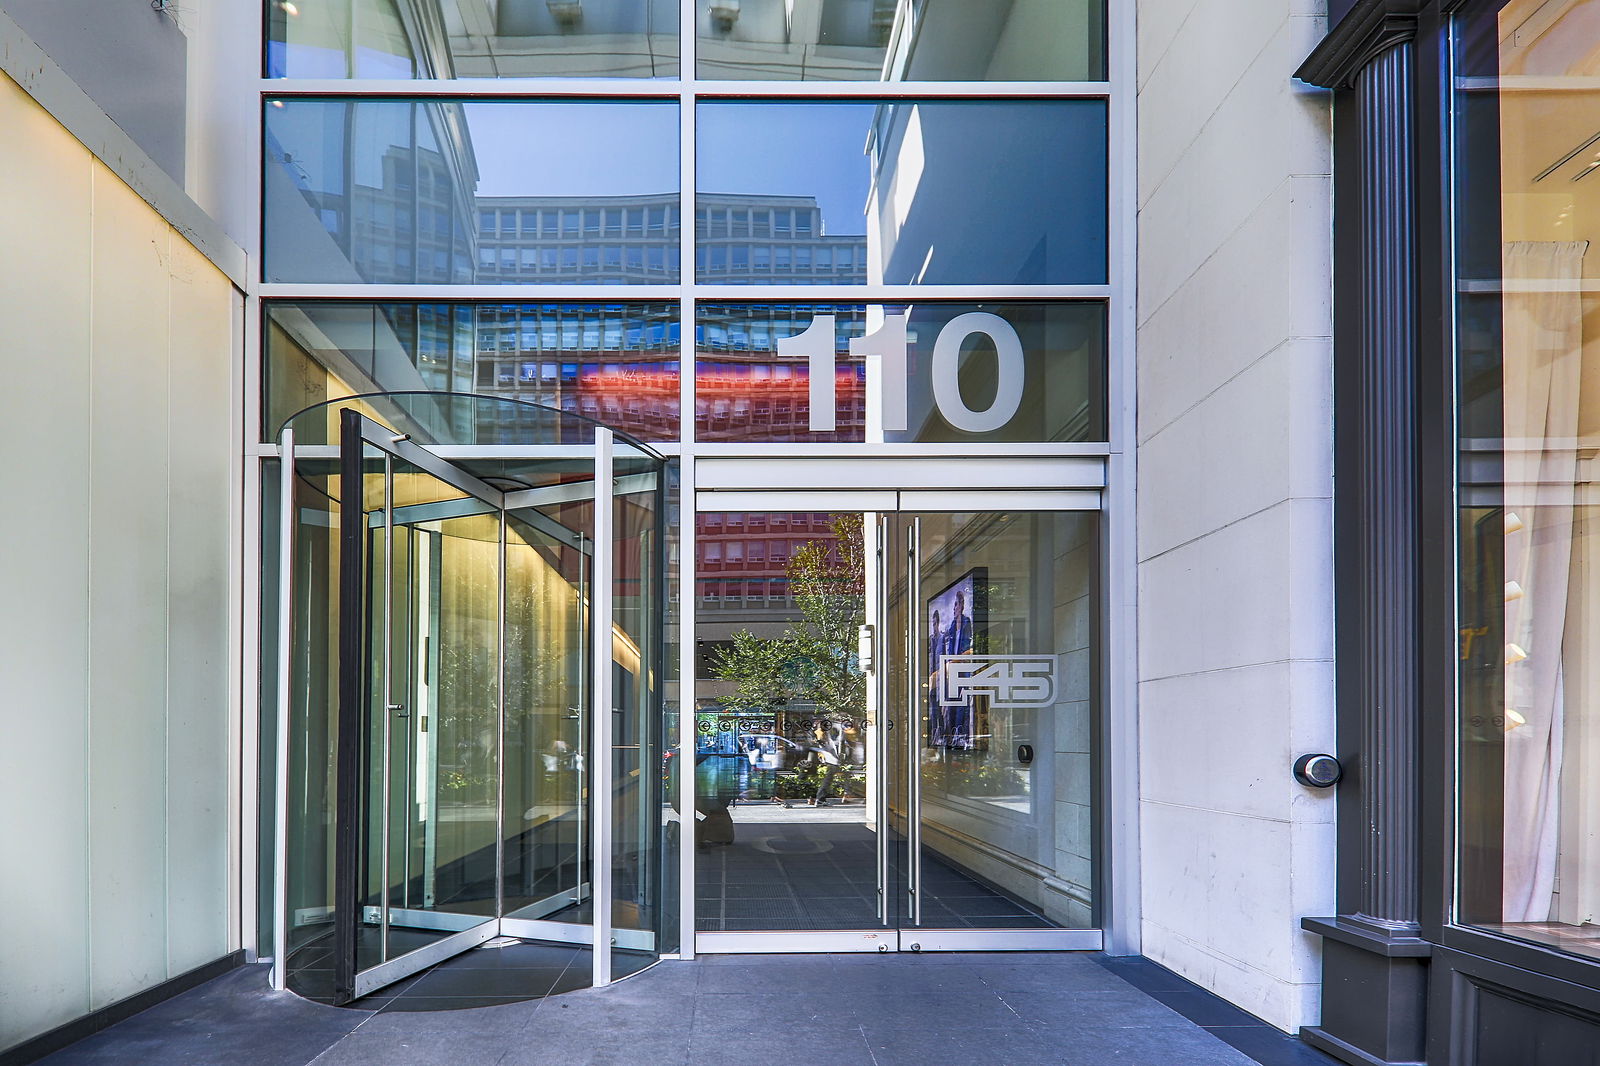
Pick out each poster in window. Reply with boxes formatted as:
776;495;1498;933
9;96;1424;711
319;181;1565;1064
927;567;987;749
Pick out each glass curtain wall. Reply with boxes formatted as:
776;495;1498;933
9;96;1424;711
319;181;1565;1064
259;0;1119;962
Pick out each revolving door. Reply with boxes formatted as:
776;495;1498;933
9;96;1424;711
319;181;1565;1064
269;395;666;1004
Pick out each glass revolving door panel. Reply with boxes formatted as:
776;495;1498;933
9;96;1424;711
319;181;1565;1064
335;410;506;1002
271;394;666;1005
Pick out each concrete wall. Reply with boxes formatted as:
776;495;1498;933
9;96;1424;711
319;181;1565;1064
0;68;241;1052
1134;0;1336;1032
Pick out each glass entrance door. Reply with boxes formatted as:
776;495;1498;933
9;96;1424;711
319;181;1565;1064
693;505;1101;952
333;410;510;1001
884;511;1099;950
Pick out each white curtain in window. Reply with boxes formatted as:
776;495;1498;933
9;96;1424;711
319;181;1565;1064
1502;239;1588;923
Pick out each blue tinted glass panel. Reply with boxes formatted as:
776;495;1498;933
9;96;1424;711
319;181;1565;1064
267;0;680;79
265;99;681;284
697;101;1107;286
264;301;681;442
697;0;1105;82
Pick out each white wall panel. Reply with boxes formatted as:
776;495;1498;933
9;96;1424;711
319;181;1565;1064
0;70;239;1053
165;237;236;975
1135;0;1335;1035
1137;177;1333;441
0;72;95;1044
87;167;174;1008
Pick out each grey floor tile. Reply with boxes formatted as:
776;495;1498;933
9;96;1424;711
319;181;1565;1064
497;996;694;1066
692;952;802;966
611;959;700;993
34;969;364;1066
531;987;698;1033
689;1022;875;1066
998;989;1192;1029
1150;990;1267;1027
307;1029;515;1066
445;944;583;970
1206;1025;1344;1066
401;964;567;999
860;1024;1062;1066
698;960;845;993
687;989;1016;1031
1094;956;1195;993
352;998;539;1034
853;991;1023;1029
28;950;1301;1066
375;996;537;1014
821;964;996;997
1054;1024;1260;1065
978;961;1142;993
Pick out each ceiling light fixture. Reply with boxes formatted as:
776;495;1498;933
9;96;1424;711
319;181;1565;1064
710;0;740;30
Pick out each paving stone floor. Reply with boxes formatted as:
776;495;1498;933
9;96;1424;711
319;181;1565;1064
30;951;1340;1066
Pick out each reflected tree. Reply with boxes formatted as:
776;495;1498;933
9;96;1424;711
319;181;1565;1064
711;513;866;723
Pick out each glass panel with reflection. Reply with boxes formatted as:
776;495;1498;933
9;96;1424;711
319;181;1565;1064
897;510;1098;931
502;497;593;930
608;441;664;978
264;301;681;443
265;99;680;284
697;0;1105;82
267;0;680;79
697;100;1106;286
696;302;1106;443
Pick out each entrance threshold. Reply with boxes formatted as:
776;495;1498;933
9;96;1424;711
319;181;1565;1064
695;929;1104;954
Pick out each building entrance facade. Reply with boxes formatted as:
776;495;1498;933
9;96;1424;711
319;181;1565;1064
250;0;1135;992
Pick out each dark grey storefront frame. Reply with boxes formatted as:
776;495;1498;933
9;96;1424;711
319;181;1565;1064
1299;1;1600;1063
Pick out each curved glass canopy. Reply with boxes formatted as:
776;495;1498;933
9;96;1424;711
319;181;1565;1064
269;393;668;1004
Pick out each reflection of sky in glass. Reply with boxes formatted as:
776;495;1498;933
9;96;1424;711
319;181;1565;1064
696;100;1107;284
698;103;876;236
463;102;680;196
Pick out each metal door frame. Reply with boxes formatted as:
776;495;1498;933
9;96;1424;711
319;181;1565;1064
692;488;1105;955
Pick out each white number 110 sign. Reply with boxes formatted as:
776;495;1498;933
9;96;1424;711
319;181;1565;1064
778;312;1026;435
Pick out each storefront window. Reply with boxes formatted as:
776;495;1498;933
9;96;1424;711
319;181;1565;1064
1455;0;1600;962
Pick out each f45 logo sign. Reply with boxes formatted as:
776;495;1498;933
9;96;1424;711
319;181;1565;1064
782;312;1025;434
938;655;1056;709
